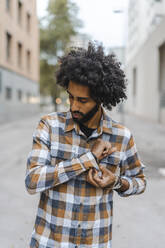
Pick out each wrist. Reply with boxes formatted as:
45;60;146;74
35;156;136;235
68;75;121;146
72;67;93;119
113;176;122;190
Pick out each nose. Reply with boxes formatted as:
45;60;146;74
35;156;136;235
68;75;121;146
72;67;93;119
71;99;80;112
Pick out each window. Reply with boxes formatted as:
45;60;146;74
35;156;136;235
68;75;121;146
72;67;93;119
0;72;2;93
159;43;165;92
17;89;22;101
26;92;31;103
26;50;31;72
6;87;12;100
18;1;23;25
133;67;137;97
17;42;22;68
6;0;11;11
6;32;12;61
26;13;31;32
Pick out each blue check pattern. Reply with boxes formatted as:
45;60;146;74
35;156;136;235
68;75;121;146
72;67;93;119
25;109;146;248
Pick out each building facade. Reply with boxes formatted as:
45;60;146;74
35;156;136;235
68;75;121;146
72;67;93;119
125;0;165;124
0;0;39;123
125;18;165;124
109;46;125;67
127;0;165;63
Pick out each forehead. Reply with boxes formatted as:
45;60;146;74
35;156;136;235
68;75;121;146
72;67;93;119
68;81;90;98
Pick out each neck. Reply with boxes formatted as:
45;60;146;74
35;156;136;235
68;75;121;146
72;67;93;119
83;105;102;129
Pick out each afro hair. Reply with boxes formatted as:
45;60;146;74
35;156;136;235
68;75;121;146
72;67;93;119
56;41;127;110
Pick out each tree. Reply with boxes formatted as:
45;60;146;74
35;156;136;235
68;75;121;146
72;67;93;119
40;0;82;110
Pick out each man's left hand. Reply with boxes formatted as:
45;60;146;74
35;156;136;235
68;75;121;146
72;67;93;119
87;168;100;187
89;166;116;189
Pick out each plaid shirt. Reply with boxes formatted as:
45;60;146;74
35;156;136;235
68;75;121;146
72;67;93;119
25;109;146;248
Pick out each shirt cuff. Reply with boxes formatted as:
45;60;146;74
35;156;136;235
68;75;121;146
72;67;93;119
118;176;134;196
79;151;100;171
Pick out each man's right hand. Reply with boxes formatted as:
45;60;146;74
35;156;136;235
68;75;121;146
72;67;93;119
91;139;117;162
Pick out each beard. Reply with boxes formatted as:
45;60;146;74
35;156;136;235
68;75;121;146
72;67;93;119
71;104;99;124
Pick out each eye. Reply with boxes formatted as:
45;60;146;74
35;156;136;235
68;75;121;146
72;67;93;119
79;98;88;103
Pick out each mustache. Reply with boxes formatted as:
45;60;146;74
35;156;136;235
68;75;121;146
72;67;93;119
71;110;84;117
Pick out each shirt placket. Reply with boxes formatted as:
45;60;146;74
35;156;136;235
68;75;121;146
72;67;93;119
75;202;83;246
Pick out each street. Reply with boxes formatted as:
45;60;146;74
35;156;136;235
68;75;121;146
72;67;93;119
0;110;165;248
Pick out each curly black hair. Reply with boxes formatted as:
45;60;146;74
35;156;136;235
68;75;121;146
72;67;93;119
56;42;127;110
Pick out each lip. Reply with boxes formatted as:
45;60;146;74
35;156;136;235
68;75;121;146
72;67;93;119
72;113;81;118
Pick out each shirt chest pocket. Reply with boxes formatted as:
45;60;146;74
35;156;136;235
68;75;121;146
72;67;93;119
100;152;121;174
50;143;87;165
50;145;74;164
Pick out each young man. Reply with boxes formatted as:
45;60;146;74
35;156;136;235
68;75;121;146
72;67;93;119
25;42;146;248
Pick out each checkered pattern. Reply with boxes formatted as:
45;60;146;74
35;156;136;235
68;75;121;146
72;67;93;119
25;109;146;248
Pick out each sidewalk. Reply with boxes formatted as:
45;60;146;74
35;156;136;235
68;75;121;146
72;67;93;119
109;110;165;247
110;110;165;179
113;178;165;248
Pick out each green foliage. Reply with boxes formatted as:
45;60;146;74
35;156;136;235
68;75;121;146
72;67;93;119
40;59;55;96
39;0;82;107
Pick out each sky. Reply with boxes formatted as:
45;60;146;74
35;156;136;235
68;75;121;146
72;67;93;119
37;0;129;48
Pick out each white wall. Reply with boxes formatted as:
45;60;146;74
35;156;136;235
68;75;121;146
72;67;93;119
127;0;165;63
125;18;165;124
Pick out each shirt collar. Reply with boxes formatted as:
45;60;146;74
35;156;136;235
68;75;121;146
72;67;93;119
65;111;75;132
64;108;113;135
101;108;113;135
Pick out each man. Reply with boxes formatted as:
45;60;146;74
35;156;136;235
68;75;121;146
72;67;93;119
25;42;146;248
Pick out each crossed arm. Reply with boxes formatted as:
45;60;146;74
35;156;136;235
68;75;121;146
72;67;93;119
25;118;146;196
25;118;100;194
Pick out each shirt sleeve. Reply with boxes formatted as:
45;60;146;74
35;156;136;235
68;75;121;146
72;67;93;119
25;117;99;195
117;133;147;197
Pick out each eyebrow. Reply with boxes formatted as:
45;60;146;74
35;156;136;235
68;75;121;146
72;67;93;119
67;90;89;100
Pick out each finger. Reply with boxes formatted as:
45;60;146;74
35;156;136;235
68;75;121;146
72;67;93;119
93;172;102;183
102;148;109;154
93;169;101;177
99;166;111;177
93;169;102;178
104;142;112;152
102;145;114;157
92;172;107;188
93;169;103;179
93;176;104;188
88;168;94;180
91;179;100;187
100;165;114;175
88;169;100;187
87;170;93;183
95;173;113;188
102;152;108;158
108;146;117;155
100;165;108;172
93;168;97;173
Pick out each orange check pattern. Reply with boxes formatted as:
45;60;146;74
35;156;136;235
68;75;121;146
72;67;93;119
25;109;146;248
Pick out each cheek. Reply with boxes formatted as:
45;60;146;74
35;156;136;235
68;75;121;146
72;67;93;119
75;104;89;114
83;102;95;113
79;105;87;114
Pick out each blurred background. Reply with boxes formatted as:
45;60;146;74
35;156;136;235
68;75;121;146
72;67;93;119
0;0;165;247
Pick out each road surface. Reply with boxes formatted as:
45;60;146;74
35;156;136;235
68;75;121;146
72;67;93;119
0;111;165;248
